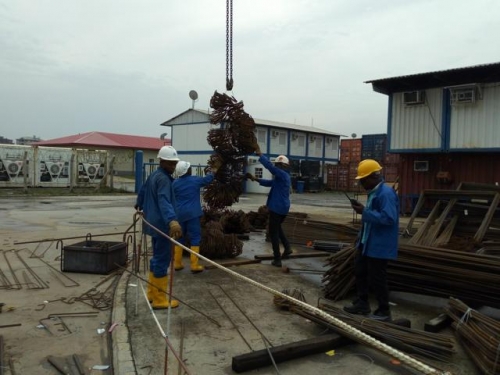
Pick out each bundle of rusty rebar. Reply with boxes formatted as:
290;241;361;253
281;215;359;245
200;210;245;259
301;301;456;363
245;206;269;230
204;91;258;209
322;243;500;308
445;297;500;374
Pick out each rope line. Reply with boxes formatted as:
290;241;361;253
138;214;451;375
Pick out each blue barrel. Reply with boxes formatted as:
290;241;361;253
296;180;305;194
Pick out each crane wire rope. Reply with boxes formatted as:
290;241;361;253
226;0;233;91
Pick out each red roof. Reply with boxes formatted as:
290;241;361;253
34;131;170;150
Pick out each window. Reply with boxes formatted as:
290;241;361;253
315;138;322;149
255;167;263;179
298;136;305;147
257;130;266;143
279;133;286;145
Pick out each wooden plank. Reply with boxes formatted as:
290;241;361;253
204;259;261;269
232;333;350;373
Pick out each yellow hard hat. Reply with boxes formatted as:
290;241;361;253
355;159;382;179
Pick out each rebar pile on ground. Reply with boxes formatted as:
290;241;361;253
321;245;357;301
445;297;500;375
245;206;269;230
200;216;243;259
204;91;258;209
322;243;500;308
280;215;358;246
219;209;251;234
300;301;456;363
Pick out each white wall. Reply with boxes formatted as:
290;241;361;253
245;160;273;194
390;88;443;150
450;83;500;149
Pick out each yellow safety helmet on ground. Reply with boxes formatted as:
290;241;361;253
355;159;382;179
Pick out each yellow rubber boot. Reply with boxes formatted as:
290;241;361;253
174;245;184;271
147;271;155;302
151;275;179;310
190;246;204;273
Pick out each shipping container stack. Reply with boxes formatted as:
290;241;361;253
326;134;400;192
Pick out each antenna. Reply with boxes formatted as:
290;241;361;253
189;90;198;109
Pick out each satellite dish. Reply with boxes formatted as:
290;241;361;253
189;90;198;100
351;133;357;138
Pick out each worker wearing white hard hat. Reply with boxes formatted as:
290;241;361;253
135;145;181;309
246;146;292;267
172;159;221;272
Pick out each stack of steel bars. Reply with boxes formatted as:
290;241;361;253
290;300;455;363
445;297;500;375
322;244;500;308
281;215;359;246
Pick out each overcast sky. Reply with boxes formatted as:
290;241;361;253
1;0;499;142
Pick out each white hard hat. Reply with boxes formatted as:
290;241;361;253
157;146;180;161
175;161;191;177
274;155;289;166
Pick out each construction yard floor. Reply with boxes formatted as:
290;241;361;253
0;191;489;374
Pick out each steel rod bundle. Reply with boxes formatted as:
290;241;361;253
304;301;456;363
445;298;500;374
281;216;359;245
322;243;500;308
204;91;258;209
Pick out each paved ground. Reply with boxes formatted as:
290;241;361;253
0;191;484;375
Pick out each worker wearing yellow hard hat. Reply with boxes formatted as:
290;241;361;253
344;159;399;322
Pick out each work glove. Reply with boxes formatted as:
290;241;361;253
211;158;223;173
251;136;261;155
169;220;182;239
245;172;256;182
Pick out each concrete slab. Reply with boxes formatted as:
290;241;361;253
0;192;481;375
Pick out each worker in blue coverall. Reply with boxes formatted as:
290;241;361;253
246;144;292;267
172;160;219;273
343;159;399;321
135;145;182;309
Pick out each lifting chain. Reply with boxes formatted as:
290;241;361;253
226;0;233;91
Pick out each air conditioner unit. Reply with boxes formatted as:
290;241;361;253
326;137;333;144
5;161;23;175
84;163;101;176
271;130;279;137
451;88;476;104
292;133;299;141
46;162;63;176
447;84;481;105
309;136;316;142
403;91;426;105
